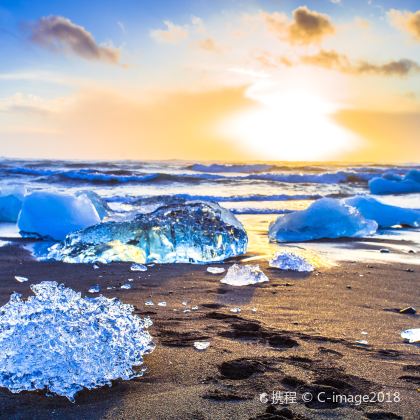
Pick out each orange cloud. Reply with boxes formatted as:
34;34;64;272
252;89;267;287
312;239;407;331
149;20;188;44
262;6;335;44
388;9;420;40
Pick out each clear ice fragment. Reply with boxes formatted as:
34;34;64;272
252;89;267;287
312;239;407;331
269;252;314;272
47;201;247;264
207;267;226;274
221;264;269;286
401;328;420;343
131;263;148;272
121;283;132;290
0;281;154;401
14;276;28;283
193;341;210;351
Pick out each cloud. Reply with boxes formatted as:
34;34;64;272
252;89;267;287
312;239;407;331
263;6;335;44
150;20;188;44
301;50;420;76
388;9;420;40
197;38;221;53
30;16;119;64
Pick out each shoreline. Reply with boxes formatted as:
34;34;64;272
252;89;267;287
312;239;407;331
0;241;418;419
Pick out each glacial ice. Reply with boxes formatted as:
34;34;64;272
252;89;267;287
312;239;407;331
269;198;378;242
0;185;26;222
47;201;248;264
0;281;154;401
401;328;420;343
345;195;420;228
221;264;269;286
131;263;148;271
369;170;420;194
269;252;314;272
207;266;226;274
18;191;101;240
76;190;109;219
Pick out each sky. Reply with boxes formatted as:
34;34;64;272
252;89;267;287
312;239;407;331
0;0;420;162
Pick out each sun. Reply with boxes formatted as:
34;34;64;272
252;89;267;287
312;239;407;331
218;83;361;161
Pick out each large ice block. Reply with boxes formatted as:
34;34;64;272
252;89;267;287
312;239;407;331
0;185;26;222
0;281;154;401
369;170;420;194
18;191;101;240
345;195;420;228
269;198;378;242
48;201;248;264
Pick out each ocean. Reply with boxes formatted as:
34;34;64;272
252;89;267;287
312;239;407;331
1;159;419;265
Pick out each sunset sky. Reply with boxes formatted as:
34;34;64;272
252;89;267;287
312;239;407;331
1;0;419;162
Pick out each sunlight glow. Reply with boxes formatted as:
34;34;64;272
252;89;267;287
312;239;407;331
219;85;361;161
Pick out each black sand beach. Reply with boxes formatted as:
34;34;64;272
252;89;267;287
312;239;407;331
0;241;418;420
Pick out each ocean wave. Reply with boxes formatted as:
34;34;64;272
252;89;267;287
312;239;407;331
187;163;274;173
230;208;292;215
105;193;322;204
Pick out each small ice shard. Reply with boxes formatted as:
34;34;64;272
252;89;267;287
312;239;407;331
379;248;390;253
47;201;247;264
18;191;100;241
121;283;132;290
207;267;226;274
88;284;101;293
269;198;377;242
269;252;314;272
193;341;210;351
345;196;420;228
131;263;148;272
145;300;154;306
0;281;154;401
14;276;28;283
361;331;368;335
183;309;191;313
182;301;188;306
0;185;26;222
221;264;269;286
355;340;369;346
191;306;199;311
230;307;241;313
157;301;167;307
106;286;116;290
399;307;416;315
93;264;99;270
251;307;257;313
369;170;420;195
401;328;420;343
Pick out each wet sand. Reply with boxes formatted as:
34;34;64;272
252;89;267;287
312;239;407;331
0;241;419;420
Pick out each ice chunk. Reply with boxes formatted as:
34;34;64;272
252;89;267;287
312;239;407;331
121;283;132;290
88;284;100;293
193;341;210;351
15;276;28;283
0;186;26;222
269;198;378;242
269;252;314;272
221;264;269;286
230;307;241;313
0;281;154;401
145;300;154;306
345;196;420;228
47;201;248;264
76;191;109;219
18;191;101;241
369;170;420;194
157;301;167;307
207;266;226;274
131;263;148;272
401;328;420;343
